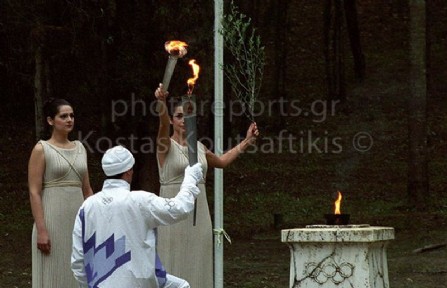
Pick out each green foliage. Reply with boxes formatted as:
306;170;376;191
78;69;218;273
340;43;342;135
220;1;265;122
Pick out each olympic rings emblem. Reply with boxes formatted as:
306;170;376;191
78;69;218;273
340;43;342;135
305;261;354;284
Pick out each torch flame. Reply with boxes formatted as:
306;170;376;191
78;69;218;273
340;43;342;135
164;40;188;57
334;191;342;215
187;59;200;94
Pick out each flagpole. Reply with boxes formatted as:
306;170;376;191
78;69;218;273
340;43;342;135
214;0;224;288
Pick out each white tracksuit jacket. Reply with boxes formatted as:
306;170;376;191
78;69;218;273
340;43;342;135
71;178;199;288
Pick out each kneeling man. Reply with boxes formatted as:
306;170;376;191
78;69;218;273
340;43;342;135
71;145;202;288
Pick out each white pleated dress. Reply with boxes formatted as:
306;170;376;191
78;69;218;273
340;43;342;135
32;140;87;288
157;139;213;288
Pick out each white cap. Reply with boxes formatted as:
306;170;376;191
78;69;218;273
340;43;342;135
101;146;135;176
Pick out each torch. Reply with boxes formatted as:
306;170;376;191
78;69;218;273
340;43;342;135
157;41;188;112
183;59;200;225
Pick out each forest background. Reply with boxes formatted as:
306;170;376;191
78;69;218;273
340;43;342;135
0;0;446;287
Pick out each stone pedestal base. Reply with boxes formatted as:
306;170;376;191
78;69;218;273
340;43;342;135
281;225;395;288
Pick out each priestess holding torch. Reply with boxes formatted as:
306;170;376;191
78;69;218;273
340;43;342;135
154;84;258;288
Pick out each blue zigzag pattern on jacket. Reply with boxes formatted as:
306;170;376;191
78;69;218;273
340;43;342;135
80;208;132;288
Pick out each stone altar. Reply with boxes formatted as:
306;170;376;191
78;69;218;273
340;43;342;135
281;225;395;288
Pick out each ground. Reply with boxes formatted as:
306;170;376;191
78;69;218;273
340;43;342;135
1;213;446;287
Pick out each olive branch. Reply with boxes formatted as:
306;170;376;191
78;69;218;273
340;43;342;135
219;1;265;122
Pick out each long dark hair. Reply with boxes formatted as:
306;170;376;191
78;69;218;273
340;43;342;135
42;98;72;138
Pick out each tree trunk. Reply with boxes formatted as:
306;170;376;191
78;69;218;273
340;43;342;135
99;6;111;136
408;0;429;209
344;0;365;81
34;45;45;141
334;0;345;102
324;0;346;102
32;24;65;141
272;0;288;130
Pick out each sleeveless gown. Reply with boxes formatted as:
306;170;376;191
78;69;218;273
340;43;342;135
157;138;213;288
32;140;87;288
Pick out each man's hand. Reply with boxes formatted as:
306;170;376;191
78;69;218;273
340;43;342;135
184;163;203;185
